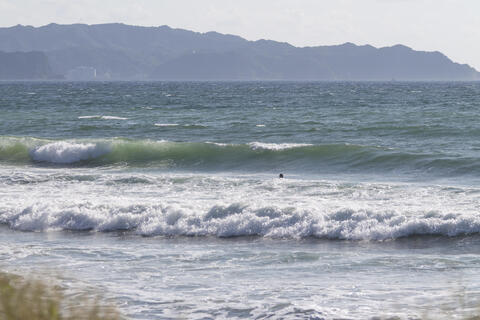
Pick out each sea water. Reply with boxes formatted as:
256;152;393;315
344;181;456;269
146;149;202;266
1;81;480;319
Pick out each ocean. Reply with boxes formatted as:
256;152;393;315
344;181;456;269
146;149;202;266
1;81;480;319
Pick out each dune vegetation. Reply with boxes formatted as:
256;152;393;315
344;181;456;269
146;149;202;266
0;271;121;320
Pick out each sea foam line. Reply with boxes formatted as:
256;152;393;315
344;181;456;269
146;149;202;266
78;115;128;120
248;142;313;151
154;123;179;127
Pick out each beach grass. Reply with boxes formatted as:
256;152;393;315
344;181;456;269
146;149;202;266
0;271;121;320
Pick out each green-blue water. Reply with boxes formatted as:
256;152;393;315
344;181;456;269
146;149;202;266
2;81;480;319
2;82;480;180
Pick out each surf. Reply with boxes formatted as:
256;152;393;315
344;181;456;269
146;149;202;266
2;200;480;240
1;136;480;179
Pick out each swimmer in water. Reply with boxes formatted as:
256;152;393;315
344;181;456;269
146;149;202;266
279;173;284;178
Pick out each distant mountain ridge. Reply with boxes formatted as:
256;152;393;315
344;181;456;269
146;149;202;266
0;23;478;80
0;51;52;79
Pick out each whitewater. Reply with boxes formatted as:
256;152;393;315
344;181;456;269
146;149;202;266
2;81;480;319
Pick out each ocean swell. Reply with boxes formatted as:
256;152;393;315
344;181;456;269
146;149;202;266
1;136;480;177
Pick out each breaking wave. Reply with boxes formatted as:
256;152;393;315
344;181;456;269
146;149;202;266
1;202;479;240
31;141;110;164
1;136;479;177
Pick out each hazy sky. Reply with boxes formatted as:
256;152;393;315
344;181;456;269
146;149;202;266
1;0;479;69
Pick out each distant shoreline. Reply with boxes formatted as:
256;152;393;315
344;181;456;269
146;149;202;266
1;23;478;81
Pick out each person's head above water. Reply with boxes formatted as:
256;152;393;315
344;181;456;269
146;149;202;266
279;173;284;178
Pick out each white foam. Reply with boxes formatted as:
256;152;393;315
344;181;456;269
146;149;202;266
78;115;128;120
100;116;128;120
206;142;230;147
78;115;101;119
2;170;480;240
30;141;110;164
2;200;480;240
154;123;179;127
248;142;313;151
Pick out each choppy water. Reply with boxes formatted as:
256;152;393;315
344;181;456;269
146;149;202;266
1;81;480;319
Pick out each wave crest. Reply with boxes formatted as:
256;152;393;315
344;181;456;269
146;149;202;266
1;136;480;177
31;141;111;164
2;202;479;240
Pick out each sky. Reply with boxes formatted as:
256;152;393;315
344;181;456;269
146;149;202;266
1;0;479;70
